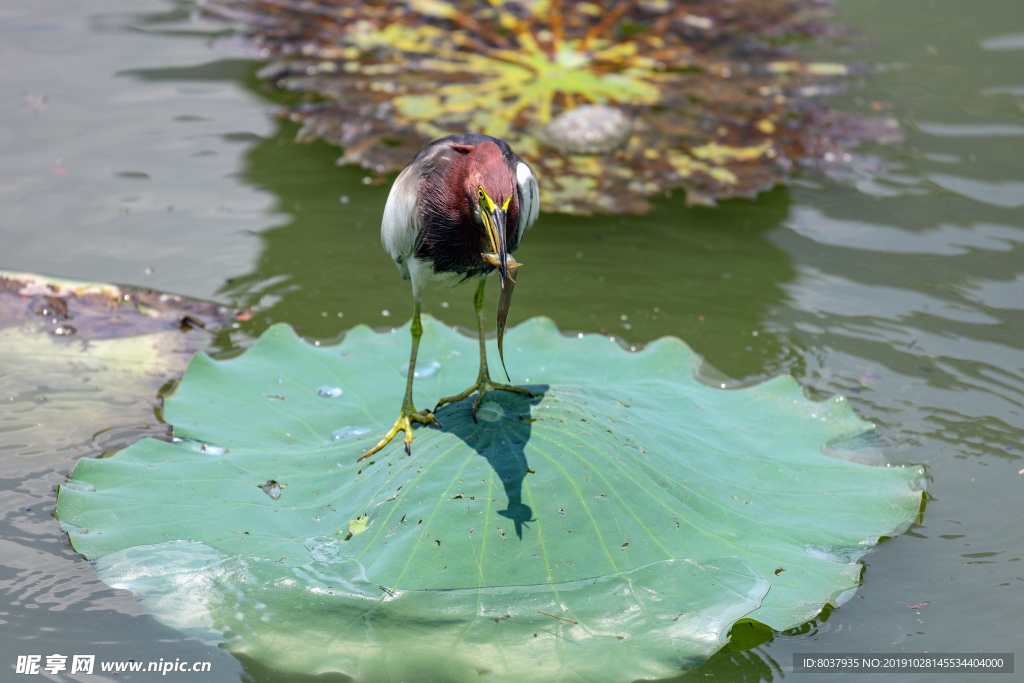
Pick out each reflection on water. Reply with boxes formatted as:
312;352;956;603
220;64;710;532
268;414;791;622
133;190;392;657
1;0;1022;680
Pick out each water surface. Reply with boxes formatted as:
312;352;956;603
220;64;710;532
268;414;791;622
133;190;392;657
0;0;1021;681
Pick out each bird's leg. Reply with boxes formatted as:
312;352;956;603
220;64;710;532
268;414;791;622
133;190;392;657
434;278;533;421
359;301;439;461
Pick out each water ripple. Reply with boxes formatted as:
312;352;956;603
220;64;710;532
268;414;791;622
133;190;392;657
784;267;1002;325
980;33;1024;51
929;174;1024;209
786;206;1021;255
918;122;1024;137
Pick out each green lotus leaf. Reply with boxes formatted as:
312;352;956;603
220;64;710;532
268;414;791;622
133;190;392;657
56;317;924;681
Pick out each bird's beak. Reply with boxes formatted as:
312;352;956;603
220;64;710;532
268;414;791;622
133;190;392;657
480;192;521;288
491;201;510;287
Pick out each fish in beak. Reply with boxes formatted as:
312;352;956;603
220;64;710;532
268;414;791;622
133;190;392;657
479;188;522;381
494;262;518;382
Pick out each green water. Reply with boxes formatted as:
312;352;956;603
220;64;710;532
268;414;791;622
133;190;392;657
1;0;1022;681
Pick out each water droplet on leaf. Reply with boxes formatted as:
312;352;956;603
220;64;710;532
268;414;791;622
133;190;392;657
401;360;441;379
332;427;370;441
62;480;96;493
172;437;228;455
476;401;504;423
259;480;282;500
304;536;340;562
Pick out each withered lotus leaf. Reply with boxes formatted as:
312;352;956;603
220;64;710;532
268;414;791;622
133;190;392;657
207;0;901;213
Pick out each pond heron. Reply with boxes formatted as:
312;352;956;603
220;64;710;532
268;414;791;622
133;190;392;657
360;134;540;460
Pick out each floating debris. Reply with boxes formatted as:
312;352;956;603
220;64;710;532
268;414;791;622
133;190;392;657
538;611;578;624
0;272;242;339
349;515;369;534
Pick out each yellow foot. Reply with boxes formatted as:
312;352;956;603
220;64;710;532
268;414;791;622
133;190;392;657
435;379;534;422
358;407;440;461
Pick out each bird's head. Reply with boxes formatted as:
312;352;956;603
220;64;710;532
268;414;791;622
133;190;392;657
458;142;521;288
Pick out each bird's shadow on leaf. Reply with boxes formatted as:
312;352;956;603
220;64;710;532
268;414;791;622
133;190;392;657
436;385;548;540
